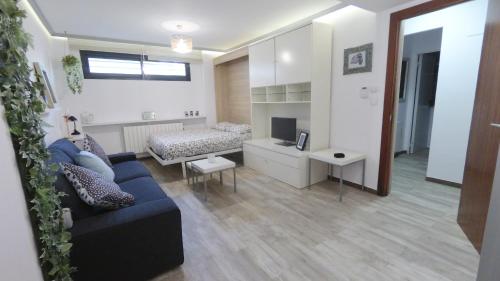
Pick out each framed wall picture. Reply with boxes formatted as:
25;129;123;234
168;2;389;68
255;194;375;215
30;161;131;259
296;131;309;151
33;62;55;108
343;43;373;75
42;70;57;104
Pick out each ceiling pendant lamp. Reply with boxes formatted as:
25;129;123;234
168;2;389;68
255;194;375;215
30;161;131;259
171;34;193;54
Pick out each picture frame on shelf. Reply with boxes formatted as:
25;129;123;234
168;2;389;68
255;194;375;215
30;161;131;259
296;131;309;151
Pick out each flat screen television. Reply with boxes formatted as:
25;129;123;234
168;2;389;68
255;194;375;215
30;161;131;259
271;117;296;146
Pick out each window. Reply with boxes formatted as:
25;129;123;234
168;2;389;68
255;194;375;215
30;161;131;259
80;50;191;81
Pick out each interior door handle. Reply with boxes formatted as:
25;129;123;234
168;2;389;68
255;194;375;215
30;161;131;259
491;123;500;128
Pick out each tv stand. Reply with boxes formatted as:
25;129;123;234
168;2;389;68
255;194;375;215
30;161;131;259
243;139;309;188
275;141;295;147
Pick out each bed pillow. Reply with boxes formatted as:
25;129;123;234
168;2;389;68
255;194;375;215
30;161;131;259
75;151;115;182
83;134;112;167
62;163;134;209
225;124;252;134
213;122;234;131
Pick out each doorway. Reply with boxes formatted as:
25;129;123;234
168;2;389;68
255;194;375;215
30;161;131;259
378;0;488;195
410;51;439;154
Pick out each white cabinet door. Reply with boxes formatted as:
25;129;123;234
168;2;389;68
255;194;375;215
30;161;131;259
275;25;312;85
249;39;275;87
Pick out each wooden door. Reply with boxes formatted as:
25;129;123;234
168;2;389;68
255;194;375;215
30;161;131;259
458;0;500;252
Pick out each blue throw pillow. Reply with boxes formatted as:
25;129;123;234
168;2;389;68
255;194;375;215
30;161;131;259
76;151;115;182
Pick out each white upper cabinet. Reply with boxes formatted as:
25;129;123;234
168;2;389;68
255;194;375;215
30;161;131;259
275;25;312;85
249;39;276;87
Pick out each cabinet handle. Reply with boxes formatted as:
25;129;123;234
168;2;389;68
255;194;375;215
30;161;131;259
491;123;500;128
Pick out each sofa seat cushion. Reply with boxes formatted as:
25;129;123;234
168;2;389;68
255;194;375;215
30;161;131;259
118;176;167;205
113;161;151;183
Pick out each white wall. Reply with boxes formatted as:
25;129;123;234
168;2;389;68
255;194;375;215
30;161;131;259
326;0;489;190
21;1;67;145
56;44;219;153
396;29;443;152
0;1;63;280
327;6;379;189
62;62;207;124
321;1;432;190
403;0;488;184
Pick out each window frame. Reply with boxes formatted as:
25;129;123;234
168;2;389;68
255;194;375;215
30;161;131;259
80;50;191;81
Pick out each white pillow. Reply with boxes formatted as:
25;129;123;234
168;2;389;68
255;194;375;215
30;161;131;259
213;122;234;131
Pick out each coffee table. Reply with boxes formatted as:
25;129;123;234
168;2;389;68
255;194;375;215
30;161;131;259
188;157;236;201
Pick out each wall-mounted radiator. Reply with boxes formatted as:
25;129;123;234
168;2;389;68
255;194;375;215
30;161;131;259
123;123;183;154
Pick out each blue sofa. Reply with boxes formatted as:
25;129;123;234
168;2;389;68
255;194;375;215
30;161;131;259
48;139;184;281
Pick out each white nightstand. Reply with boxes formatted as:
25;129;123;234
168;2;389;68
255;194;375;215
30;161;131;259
309;148;366;202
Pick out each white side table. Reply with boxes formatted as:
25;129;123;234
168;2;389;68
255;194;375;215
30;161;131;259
309;148;366;202
188;157;236;201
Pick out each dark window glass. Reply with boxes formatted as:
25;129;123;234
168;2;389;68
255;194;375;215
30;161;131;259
80;50;191;81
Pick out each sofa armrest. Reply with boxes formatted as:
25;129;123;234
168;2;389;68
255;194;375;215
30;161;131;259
107;152;136;164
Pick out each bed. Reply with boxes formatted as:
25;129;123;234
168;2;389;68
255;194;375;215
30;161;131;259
147;123;251;177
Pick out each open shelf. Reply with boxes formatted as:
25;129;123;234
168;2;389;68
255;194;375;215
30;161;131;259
286;82;311;102
251;87;267;103
251;82;311;104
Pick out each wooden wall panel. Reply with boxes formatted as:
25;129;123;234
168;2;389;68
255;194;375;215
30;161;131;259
214;56;251;124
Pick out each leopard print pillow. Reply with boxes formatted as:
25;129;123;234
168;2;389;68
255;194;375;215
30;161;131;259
62;163;134;209
83;134;112;167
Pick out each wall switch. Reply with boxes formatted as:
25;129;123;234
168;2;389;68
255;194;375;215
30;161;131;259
360;87;369;99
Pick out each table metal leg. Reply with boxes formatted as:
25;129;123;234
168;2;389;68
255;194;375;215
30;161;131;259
339;166;343;202
181;162;187;179
204;174;208;201
219;171;223;185
362;159;366;191
308;159;312;186
233;168;237;193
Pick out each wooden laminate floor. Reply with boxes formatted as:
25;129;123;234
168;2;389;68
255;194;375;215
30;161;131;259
143;152;479;281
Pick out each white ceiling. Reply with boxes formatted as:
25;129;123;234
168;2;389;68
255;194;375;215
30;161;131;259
30;0;416;51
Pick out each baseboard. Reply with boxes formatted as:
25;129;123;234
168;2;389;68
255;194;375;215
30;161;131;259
394;150;407;157
425;176;462;188
327;175;378;195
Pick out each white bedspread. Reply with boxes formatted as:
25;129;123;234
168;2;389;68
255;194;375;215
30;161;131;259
149;129;250;161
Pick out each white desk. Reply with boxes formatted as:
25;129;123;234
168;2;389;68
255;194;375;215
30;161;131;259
309;148;366;202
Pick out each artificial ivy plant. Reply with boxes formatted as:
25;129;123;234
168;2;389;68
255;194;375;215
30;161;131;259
0;1;73;280
62;54;83;94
